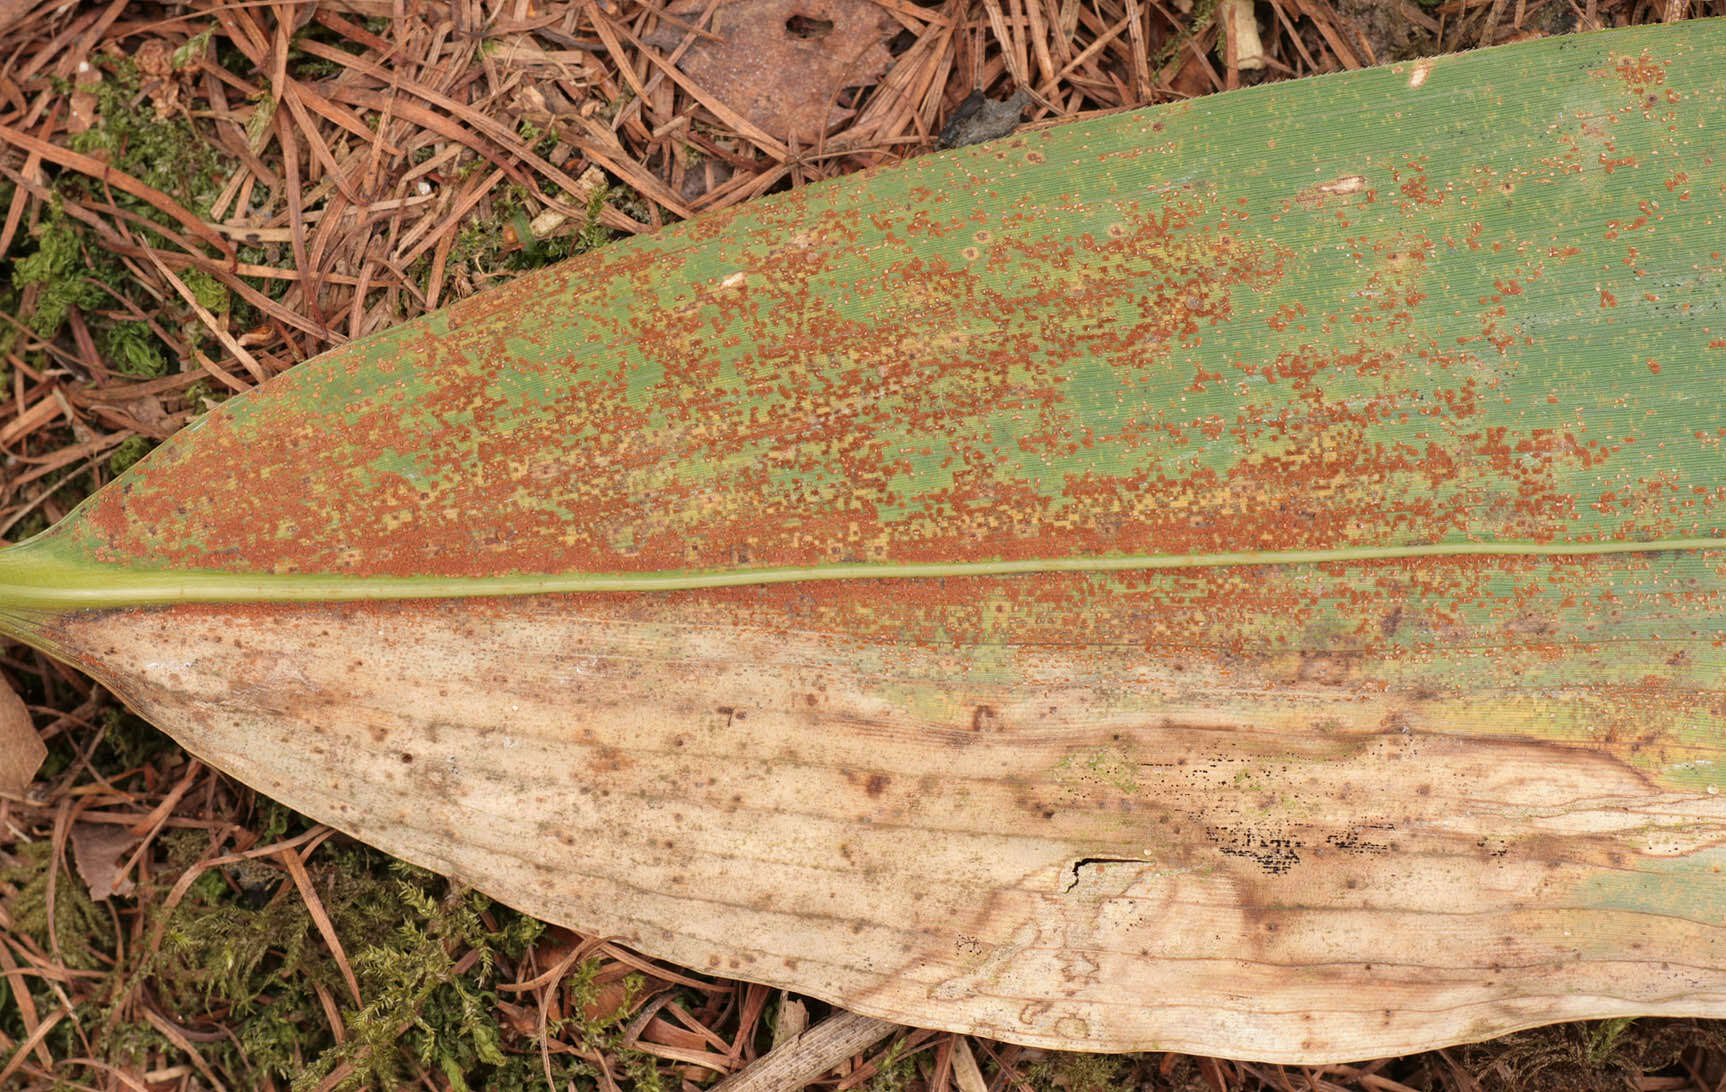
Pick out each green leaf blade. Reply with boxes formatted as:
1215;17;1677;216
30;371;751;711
19;20;1726;592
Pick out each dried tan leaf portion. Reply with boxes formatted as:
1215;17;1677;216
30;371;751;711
49;561;1726;1062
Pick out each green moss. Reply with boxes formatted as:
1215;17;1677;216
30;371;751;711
447;184;619;278
2;56;247;382
172;27;215;69
1156;0;1220;75
108;435;156;475
863;1035;919;1092
96;705;179;770
155;862;324;1013
183;379;228;414
0;807;662;1090
183;267;228;313
298;871;518;1091
11;208;108;338
104;319;169;377
1585;1016;1637;1064
0;841;116;972
1025;1051;1129;1092
9;204;195;380
67;63;226;213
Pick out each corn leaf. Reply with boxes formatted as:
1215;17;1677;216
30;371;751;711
4;20;1726;1062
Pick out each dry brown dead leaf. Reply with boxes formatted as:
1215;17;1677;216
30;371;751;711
647;0;897;145
70;822;141;900
0;674;42;796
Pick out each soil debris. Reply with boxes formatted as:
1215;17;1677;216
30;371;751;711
938;89;1031;147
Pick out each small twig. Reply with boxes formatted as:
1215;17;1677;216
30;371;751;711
708;1010;899;1092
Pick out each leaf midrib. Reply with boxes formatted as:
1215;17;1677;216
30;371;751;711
4;535;1725;611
